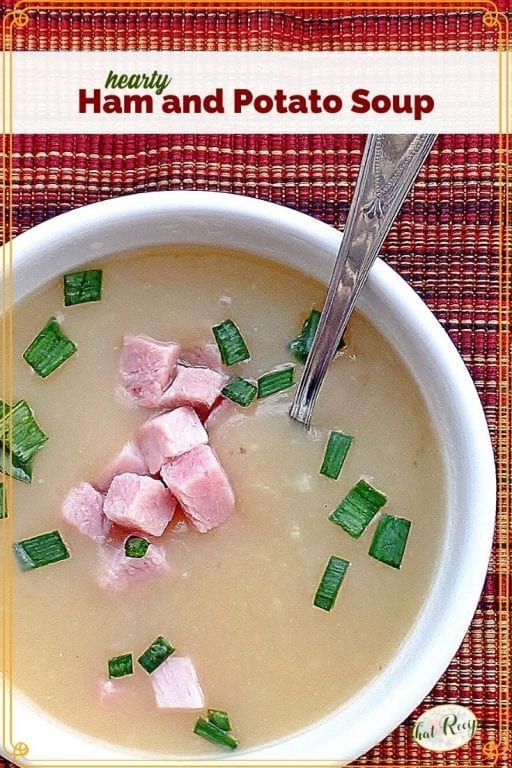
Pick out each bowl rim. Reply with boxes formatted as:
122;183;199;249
1;190;496;763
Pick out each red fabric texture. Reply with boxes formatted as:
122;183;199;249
2;5;509;768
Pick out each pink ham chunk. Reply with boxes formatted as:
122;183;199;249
159;364;228;417
161;444;235;533
103;473;176;536
204;398;236;431
120;335;181;408
180;341;223;372
62;482;111;541
98;541;168;592
98;440;149;492
150;656;205;709
137;407;208;474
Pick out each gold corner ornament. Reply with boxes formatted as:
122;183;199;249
482;3;501;29
2;5;30;50
10;741;30;759
4;5;30;30
483;740;509;766
12;6;31;27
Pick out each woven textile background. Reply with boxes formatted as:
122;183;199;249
1;4;510;768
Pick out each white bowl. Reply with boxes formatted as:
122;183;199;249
2;191;495;763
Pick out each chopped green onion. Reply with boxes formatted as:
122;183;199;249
194;717;238;750
0;447;32;483
329;479;387;538
288;309;346;363
64;269;103;306
0;399;48;464
13;530;70;571
108;653;133;678
221;377;257;407
208;709;232;732
320;431;353;480
314;555;350;611
1;402;31;482
137;636;175;674
257;366;295;399
0;482;6;519
23;317;77;378
288;309;321;363
212;319;250;366
369;514;411;569
125;535;150;558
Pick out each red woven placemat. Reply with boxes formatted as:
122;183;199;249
2;5;510;768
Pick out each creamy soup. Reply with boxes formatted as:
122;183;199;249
1;246;445;756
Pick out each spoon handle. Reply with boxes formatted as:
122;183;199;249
290;133;437;427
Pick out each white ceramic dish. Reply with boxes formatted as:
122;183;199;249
1;191;495;763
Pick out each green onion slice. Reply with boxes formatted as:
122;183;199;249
329;479;387;538
108;653;133;678
64;269;103;306
23;317;77;378
212;319;250;366
0;447;32;483
257;366;295;399
369;514;411;569
125;535;150;558
288;309;346;363
221;377;257;407
288;309;321;363
0;482;6;519
320;431;353;480
0;399;48;464
13;530;70;571
137;636;175;674
0;403;31;483
314;555;350;611
194;717;238;750
207;709;232;732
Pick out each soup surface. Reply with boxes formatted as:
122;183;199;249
2;246;445;756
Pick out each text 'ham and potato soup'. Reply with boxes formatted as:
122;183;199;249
1;245;446;756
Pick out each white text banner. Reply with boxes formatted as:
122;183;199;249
4;51;499;133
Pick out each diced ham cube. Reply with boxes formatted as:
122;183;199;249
204;398;236;431
150;656;205;709
120;335;181;408
103;473;176;536
97;541;168;592
137;407;208;474
98;440;149;492
180;341;223;371
159;364;228;417
62;482;111;541
160;444;235;533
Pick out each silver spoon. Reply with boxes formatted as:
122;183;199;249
290;133;437;427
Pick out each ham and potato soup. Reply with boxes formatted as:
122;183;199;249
2;245;446;756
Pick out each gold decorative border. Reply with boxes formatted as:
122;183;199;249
1;2;510;767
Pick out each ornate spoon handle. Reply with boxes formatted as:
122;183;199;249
290;133;437;427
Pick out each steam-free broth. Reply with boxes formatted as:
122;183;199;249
3;246;445;755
